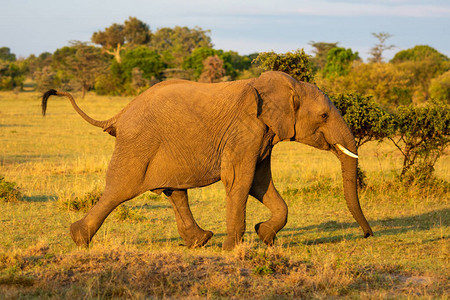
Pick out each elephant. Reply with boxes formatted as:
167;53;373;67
42;71;373;250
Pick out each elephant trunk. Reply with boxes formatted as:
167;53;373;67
339;150;373;237
329;112;373;238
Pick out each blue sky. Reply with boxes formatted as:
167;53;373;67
1;0;449;61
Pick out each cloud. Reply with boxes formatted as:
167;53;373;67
293;1;450;17
177;0;450;18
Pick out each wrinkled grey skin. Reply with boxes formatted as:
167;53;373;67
42;71;373;250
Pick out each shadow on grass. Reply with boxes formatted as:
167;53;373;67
279;208;449;245
0;124;33;128
22;195;55;202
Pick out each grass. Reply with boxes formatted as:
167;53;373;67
0;90;449;298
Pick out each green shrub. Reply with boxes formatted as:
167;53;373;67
390;101;450;182
0;176;22;202
331;93;395;147
253;49;314;83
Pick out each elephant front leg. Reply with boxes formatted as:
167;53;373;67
250;156;288;246
165;189;213;248
221;159;257;250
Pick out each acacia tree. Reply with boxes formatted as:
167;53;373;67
309;41;339;70
91;17;151;63
368;32;395;63
52;42;108;98
390;102;450;181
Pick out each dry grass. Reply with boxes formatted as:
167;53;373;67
0;91;448;298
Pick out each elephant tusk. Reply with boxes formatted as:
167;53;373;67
335;144;358;159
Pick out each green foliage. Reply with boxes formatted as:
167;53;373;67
391;45;449;103
150;26;212;68
51;42;109;97
34;66;59;92
91;17;152;63
0;58;26;90
0;47;16;62
123;17;152;45
182;47;247;80
182;47;218;79
331;93;395;147
0;176;22;202
389;101;450;182
309;41;339;71
253;49;314;82
429;70;450;103
391;45;449;63
121;46;165;80
323;47;360;77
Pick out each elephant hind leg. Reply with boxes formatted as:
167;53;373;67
250;157;288;246
70;152;148;247
165;189;213;248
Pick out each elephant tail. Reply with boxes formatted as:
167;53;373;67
42;89;117;136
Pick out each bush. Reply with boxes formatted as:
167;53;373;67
331;93;395;147
390;101;450;181
253;49;314;83
0;176;22;202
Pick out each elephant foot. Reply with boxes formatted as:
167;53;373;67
70;220;91;248
222;236;242;251
255;222;276;246
185;230;214;248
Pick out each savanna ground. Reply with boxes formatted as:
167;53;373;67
0;91;448;299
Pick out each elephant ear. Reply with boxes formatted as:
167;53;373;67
250;71;299;141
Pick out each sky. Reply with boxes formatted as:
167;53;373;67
1;0;449;61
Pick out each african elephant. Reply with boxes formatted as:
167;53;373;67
42;71;373;250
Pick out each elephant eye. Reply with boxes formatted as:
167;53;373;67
321;113;328;120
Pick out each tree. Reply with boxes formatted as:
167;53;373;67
182;47;217;79
105;46;165;95
316;62;413;109
391;45;448;63
429;70;450;103
309;41;339;70
123;17;151;45
0;47;16;61
182;47;246;80
368;32;395;63
253;49;314;83
391;45;449;103
52;42;108;98
34;66;58;92
0;60;25;90
121;46;165;81
199;55;225;83
150;26;212;68
91;17;151;63
323;47;360;77
26;52;52;79
92;23;125;63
